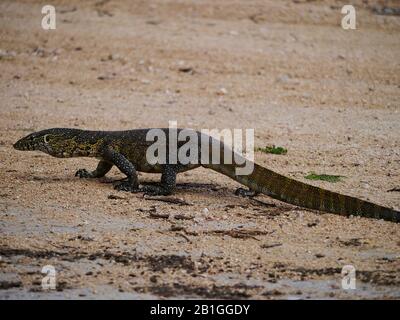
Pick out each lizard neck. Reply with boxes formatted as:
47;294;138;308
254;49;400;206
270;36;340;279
48;129;107;158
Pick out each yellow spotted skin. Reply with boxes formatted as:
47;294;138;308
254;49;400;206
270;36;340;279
14;128;400;223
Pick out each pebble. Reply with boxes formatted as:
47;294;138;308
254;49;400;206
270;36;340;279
217;87;228;95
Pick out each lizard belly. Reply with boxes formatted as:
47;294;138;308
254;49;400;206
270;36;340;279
134;162;200;173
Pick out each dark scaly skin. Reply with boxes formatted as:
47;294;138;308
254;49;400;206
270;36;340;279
13;128;198;195
13;128;400;222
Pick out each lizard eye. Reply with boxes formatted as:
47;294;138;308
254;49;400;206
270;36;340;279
43;134;50;144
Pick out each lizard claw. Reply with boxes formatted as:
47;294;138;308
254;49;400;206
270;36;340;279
114;181;141;193
235;187;259;197
75;169;92;178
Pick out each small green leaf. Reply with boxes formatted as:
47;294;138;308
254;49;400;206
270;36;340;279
304;172;344;183
256;145;287;155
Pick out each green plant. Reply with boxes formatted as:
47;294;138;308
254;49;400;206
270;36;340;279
304;172;344;183
256;145;287;155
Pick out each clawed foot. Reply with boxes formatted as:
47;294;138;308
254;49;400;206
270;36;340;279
113;181;141;193
75;169;93;178
235;187;259;197
113;181;171;195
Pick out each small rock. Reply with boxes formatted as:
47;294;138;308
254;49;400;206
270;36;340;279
178;67;194;74
108;53;120;60
217;87;228;95
307;221;319;227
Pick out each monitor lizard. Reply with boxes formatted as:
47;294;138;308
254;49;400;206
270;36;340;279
13;128;399;222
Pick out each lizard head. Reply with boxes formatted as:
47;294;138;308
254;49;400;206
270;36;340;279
13;128;84;158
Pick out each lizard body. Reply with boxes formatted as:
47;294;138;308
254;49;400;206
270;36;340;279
13;128;400;222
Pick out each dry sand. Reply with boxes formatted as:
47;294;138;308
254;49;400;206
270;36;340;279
0;0;399;299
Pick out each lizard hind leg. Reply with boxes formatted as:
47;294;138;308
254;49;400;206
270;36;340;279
75;160;113;178
99;147;141;193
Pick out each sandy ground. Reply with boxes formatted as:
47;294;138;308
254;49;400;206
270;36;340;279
0;0;399;299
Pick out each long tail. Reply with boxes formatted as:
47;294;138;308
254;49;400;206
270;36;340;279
204;162;400;223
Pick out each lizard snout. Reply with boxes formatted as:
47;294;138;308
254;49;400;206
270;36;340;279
13;138;30;151
13;140;23;150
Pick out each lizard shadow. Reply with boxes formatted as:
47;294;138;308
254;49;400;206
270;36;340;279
17;174;292;214
18;174;284;209
22;175;223;195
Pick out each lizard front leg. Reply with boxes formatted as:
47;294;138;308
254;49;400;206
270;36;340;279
75;160;113;178
102;147;140;192
142;165;177;196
